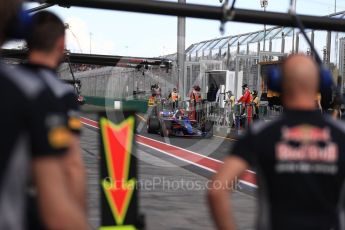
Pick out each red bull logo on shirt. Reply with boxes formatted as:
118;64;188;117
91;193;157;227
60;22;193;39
275;125;339;174
281;125;331;142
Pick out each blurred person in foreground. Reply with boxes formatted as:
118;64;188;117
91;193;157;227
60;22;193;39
23;11;87;229
208;54;345;230
0;1;88;230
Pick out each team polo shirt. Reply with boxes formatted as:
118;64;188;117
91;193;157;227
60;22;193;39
22;63;82;230
23;64;82;135
0;64;69;230
232;110;345;230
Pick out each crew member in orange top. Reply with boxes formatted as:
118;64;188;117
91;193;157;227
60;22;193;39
189;85;202;120
148;93;156;107
169;88;180;109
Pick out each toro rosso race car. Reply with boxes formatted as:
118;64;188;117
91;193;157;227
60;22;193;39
147;105;213;138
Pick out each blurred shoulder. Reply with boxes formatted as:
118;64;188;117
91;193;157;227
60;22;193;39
0;64;44;98
38;69;75;97
324;115;345;134
250;116;284;135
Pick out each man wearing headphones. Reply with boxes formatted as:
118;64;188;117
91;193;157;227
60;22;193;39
0;1;88;230
208;54;345;230
23;11;87;229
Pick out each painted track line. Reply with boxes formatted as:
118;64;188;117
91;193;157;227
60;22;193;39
135;114;146;122
138;142;217;173
213;135;238;142
80;116;257;188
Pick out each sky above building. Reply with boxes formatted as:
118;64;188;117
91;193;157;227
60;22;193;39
4;0;345;58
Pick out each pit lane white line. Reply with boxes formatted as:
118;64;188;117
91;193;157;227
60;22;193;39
81;116;258;189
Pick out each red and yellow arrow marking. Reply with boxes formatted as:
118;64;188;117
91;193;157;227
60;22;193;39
100;117;136;226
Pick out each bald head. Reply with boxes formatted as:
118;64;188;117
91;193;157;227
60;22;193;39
282;54;320;109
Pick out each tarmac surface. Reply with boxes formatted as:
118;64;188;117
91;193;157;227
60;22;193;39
81;106;257;230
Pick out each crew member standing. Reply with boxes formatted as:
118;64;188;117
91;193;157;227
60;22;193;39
169;88;180;109
148;93;156;107
314;91;322;113
152;83;161;99
252;90;260;120
208;54;345;230
189;85;202;120
0;2;88;229
24;11;87;229
238;84;253;126
225;91;235;126
238;84;252;105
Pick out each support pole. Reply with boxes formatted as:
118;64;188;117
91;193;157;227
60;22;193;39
257;42;261;55
227;42;231;68
311;30;315;56
326;31;332;65
295;33;299;53
177;0;186;99
281;33;285;53
269;38;272;52
292;29;295;53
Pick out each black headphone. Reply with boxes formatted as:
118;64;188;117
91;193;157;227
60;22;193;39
267;9;334;94
267;57;333;94
9;8;32;39
5;6;32;40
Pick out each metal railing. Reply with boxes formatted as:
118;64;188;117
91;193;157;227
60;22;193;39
148;98;284;130
197;100;283;129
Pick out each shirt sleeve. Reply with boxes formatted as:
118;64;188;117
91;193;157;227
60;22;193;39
28;89;70;157
254;97;259;105
62;92;82;135
238;92;248;103
230;128;255;166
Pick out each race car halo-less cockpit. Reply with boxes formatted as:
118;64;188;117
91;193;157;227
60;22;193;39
147;101;213;138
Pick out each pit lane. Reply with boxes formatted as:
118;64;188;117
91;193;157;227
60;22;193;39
80;107;257;229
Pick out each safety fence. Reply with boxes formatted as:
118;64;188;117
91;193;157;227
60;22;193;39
84;94;284;129
168;100;284;130
209;103;283;129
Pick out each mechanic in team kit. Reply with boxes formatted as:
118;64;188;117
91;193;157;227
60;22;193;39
23;11;87;229
189;85;202;121
238;84;252;105
151;83;162;99
252;90;260;120
0;2;88;230
168;87;180;109
237;84;253;126
208;54;345;230
225;91;235;126
148;93;156;107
